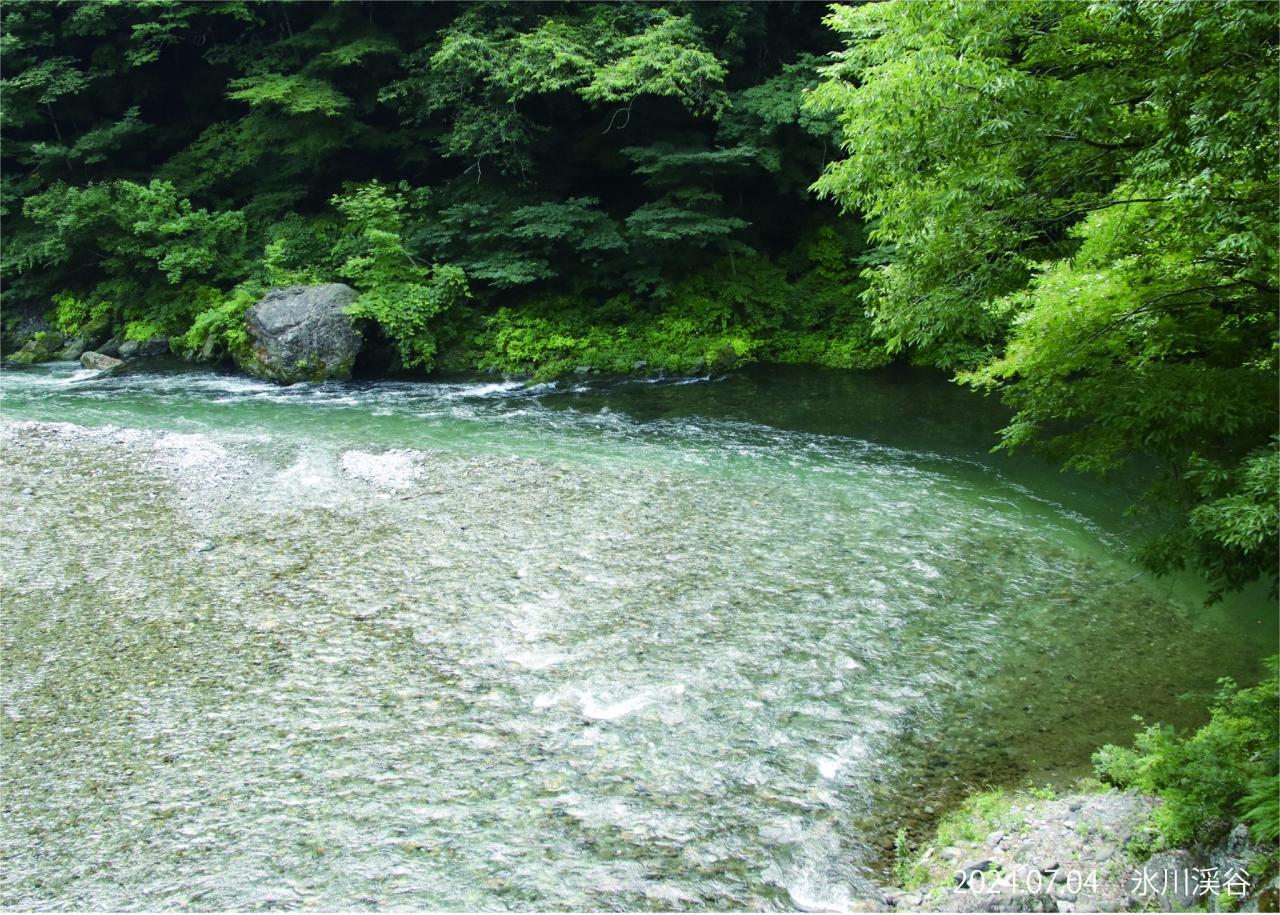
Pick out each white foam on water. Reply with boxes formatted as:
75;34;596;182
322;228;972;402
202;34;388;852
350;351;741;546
508;606;547;642
580;692;651;721
188;375;278;395
531;686;658;721
787;883;853;913
155;432;228;467
767;827;858;913
504;648;568;670
275;450;335;490
816;757;841;780
339;449;421;489
459;381;526;398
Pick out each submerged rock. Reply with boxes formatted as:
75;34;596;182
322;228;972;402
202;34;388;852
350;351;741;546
237;283;362;384
80;351;124;371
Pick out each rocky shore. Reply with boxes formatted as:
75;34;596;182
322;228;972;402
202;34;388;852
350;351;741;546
2;283;365;385
862;786;1278;914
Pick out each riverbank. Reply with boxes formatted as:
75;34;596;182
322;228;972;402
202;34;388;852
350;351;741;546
0;278;888;386
863;782;1278;914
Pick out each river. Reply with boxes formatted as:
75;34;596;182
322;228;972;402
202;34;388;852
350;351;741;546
1;361;1272;910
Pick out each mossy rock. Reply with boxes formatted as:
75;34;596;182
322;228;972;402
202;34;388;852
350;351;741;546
235;284;362;385
7;331;65;364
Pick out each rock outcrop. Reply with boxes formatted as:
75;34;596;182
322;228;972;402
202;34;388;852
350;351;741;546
118;336;170;359
236;284;363;384
1;307;54;357
97;334;124;357
7;332;64;364
55;317;112;361
873;788;1277;913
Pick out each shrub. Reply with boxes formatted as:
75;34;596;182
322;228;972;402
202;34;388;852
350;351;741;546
1094;657;1279;847
170;284;261;361
51;292;114;336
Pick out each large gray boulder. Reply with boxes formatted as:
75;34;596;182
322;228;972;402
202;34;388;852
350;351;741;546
237;284;363;384
80;351;124;371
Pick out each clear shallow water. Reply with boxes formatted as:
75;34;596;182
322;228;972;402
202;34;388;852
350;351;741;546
0;361;1273;911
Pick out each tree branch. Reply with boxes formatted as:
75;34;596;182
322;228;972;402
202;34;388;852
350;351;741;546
1044;132;1141;151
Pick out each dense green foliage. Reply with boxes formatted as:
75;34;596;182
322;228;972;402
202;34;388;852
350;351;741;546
1;0;1276;600
471;222;885;379
811;0;1279;599
2;1;877;373
1095;658;1279;848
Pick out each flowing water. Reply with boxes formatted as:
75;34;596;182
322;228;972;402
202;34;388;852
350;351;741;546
1;361;1273;911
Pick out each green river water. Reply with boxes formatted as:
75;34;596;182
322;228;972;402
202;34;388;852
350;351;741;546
0;361;1273;911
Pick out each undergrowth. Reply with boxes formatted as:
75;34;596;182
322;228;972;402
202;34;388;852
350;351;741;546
1094;656;1279;850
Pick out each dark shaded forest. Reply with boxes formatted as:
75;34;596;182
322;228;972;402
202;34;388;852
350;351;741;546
3;2;883;378
1;1;1276;598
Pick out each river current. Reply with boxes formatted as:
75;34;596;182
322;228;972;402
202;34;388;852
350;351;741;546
0;361;1272;910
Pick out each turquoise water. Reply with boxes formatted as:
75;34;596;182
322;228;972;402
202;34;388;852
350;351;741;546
1;361;1272;910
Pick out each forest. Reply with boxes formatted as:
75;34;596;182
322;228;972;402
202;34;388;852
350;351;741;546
4;0;1275;601
1;3;1277;907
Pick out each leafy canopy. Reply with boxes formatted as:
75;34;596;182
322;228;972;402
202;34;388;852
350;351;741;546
810;0;1279;598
